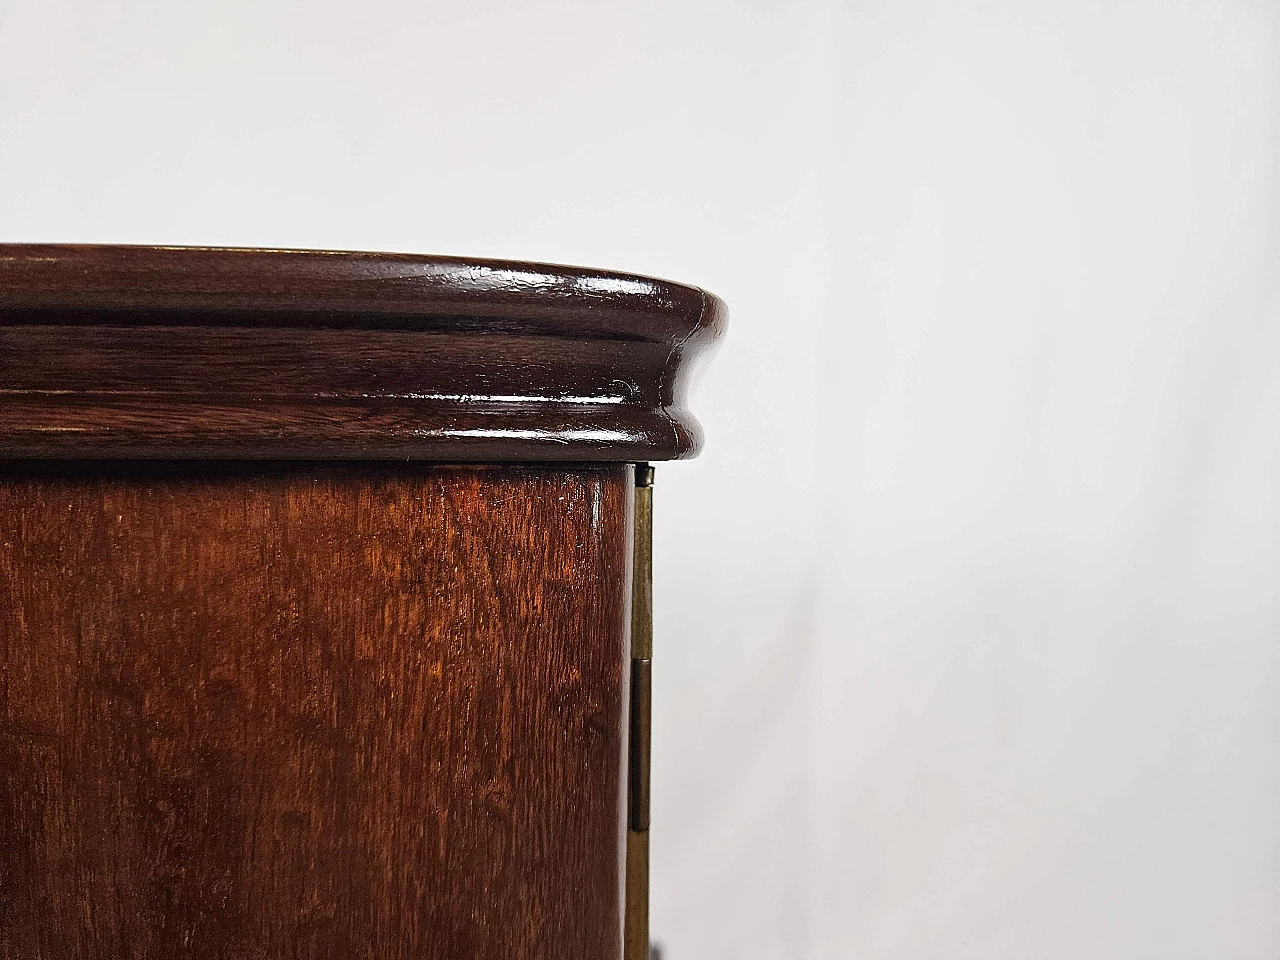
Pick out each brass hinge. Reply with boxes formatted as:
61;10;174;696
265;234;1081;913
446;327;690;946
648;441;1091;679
625;463;654;960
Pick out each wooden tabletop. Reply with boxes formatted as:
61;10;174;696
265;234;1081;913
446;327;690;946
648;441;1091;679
0;245;725;461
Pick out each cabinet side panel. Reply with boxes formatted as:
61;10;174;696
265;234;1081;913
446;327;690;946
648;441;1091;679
0;464;630;960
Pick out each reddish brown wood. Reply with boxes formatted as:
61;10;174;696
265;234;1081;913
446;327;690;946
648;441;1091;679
0;245;725;461
0;463;634;960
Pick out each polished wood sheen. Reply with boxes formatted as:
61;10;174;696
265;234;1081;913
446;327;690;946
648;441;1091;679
0;245;722;959
0;464;633;959
0;245;724;461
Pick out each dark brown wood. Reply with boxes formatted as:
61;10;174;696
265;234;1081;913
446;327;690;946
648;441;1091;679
0;247;716;957
0;463;634;960
0;245;725;461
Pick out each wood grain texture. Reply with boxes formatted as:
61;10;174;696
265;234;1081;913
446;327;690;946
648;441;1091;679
0;463;634;960
0;245;725;461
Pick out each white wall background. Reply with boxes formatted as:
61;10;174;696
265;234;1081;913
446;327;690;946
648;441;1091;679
3;1;1279;957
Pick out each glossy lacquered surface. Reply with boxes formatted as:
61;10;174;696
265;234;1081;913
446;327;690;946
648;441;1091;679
0;245;724;461
0;464;634;960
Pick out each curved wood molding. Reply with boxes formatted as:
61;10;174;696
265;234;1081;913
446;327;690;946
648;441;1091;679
0;245;725;460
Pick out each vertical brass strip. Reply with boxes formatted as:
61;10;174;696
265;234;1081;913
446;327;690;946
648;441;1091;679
628;658;652;831
624;830;650;960
625;463;654;960
631;464;653;661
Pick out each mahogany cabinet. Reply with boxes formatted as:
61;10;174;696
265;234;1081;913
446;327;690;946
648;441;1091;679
0;246;724;960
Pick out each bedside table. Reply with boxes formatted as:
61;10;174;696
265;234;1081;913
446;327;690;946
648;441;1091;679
0;245;723;960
